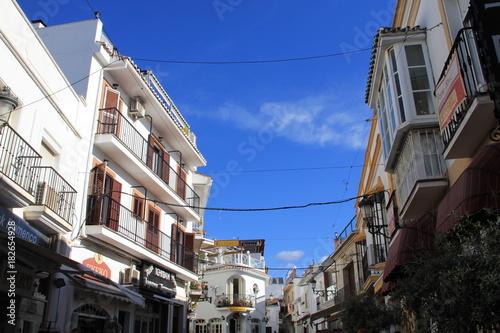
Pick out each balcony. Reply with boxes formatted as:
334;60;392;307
0;125;41;207
85;195;197;280
436;28;496;159
24;167;77;234
395;129;448;219
94;108;200;219
214;294;255;309
206;252;266;271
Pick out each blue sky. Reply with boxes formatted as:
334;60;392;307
17;0;394;277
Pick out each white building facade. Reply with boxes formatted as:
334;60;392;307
192;240;270;333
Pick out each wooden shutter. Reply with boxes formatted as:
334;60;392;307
176;165;187;200
87;163;106;224
161;151;170;184
108;179;121;231
103;87;120;109
146;135;154;169
146;206;160;253
171;223;178;262
184;232;195;271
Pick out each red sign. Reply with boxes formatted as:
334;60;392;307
83;253;111;278
435;53;467;132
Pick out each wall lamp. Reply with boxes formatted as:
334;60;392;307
358;192;389;238
309;278;334;297
0;86;19;125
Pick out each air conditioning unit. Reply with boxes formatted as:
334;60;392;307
122;266;140;285
130;97;145;119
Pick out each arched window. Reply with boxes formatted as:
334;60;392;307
208;318;222;333
194;319;207;333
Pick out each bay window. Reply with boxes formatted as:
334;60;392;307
376;40;438;171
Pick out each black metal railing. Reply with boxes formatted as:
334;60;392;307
214;294;255;308
96;108;200;213
437;27;486;149
86;195;197;272
0;124;41;195
335;284;353;304
336;217;356;243
34;166;77;223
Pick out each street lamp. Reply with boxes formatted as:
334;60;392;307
202;286;212;303
0;86;18;125
309;278;334;297
358;192;389;238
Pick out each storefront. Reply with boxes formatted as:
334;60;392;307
0;206;62;333
136;261;187;333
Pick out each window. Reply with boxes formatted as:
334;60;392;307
194;319;207;333
405;44;434;116
208;319;222;333
376;41;436;165
132;190;145;219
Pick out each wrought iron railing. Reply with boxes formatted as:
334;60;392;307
336;217;356;243
214;294;255;308
34;166;77;223
96;108;200;212
395;129;447;207
86;195;197;272
0;124;41;194
436;27;487;149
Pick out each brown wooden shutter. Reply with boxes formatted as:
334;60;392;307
87;163;106;224
146;135;154;169
108;179;122;231
184;232;195;271
176;166;187;200
146;206;160;253
161;151;170;184
171;223;179;262
103;88;120;109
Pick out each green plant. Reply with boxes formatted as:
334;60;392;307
394;208;500;333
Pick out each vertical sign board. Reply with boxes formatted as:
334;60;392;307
435;52;467;133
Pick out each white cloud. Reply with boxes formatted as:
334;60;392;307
273;250;305;261
209;93;369;149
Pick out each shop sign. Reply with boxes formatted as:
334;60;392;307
82;253;111;278
228;307;247;312
0;206;49;248
142;263;176;296
239;239;262;247
436;52;467;133
214;240;239;247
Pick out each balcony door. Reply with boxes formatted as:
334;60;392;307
87;161;121;231
145;205;160;253
100;87;121;135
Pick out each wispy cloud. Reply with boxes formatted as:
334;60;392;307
210;93;369;149
273;250;305;261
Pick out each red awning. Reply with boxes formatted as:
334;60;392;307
383;211;436;282
436;142;500;232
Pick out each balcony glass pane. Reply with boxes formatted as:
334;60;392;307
405;44;426;66
413;91;434;115
409;67;430;90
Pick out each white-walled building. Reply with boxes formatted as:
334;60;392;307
192;240;270;333
0;1;93;332
29;16;212;332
